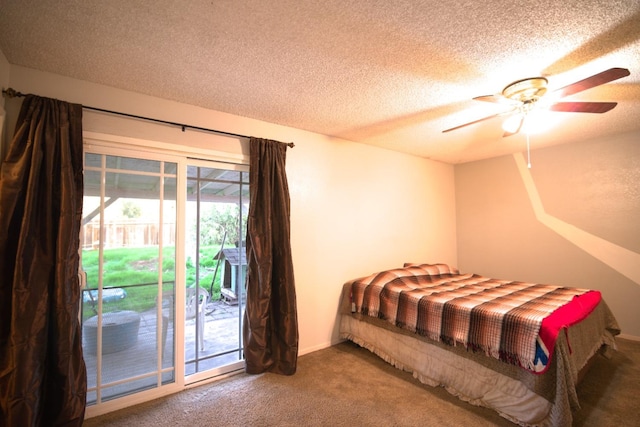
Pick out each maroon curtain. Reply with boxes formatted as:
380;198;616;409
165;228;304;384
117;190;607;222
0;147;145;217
0;95;87;426
243;137;298;375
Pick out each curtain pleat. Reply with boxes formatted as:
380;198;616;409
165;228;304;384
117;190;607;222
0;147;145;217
0;95;87;426
243;137;298;375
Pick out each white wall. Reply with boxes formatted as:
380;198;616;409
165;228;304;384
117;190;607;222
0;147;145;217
6;65;458;354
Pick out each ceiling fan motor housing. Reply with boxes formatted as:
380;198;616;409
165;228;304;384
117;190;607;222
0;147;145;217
502;77;548;102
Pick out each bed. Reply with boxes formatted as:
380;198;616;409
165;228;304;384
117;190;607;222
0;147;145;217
339;263;620;427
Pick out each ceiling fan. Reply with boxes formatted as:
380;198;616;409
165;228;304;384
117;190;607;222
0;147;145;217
442;67;630;137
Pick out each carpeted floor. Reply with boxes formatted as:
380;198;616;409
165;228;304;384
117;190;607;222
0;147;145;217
84;337;640;426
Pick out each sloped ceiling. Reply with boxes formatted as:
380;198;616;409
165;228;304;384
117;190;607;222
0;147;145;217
1;0;639;163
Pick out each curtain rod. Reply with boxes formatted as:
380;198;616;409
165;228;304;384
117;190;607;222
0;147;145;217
2;87;295;148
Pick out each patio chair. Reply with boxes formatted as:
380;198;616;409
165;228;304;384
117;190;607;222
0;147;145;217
186;287;209;351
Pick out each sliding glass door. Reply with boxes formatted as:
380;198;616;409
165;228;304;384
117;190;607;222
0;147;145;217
184;160;249;382
81;145;248;411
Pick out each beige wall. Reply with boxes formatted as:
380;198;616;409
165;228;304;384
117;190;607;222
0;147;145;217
456;132;640;338
5;65;458;354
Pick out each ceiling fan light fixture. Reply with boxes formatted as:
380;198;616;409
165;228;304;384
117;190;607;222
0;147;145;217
502;110;554;135
502;114;524;134
523;109;558;134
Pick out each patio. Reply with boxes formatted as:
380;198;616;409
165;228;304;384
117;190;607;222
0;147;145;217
83;298;244;403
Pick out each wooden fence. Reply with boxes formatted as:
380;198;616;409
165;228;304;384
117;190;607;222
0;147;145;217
82;220;176;249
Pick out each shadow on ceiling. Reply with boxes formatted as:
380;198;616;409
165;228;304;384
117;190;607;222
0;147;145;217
543;8;640;76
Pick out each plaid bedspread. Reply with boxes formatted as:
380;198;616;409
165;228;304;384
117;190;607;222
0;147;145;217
347;263;601;373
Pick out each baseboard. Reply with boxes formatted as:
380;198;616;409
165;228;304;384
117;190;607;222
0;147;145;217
299;340;333;356
618;333;640;342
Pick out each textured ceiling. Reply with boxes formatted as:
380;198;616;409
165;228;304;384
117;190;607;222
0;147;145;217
1;0;639;163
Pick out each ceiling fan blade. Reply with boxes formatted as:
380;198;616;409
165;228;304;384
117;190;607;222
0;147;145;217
442;110;513;133
473;94;516;105
551;67;630;98
547;101;618;113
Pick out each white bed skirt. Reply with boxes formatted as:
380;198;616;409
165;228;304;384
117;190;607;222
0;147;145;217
340;310;618;427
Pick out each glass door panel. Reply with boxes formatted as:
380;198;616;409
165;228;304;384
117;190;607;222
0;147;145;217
184;161;249;380
82;153;176;404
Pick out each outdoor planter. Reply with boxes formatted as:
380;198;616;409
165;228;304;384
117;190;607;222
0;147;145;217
83;310;141;355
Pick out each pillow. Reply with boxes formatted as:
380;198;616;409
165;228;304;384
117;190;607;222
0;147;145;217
403;263;459;275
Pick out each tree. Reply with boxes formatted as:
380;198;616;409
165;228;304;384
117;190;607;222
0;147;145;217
121;201;142;218
198;203;248;246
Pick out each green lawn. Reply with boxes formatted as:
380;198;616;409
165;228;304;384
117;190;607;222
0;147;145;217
81;245;224;318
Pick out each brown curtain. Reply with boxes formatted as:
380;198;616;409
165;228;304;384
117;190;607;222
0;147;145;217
243;137;298;375
0;95;87;426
